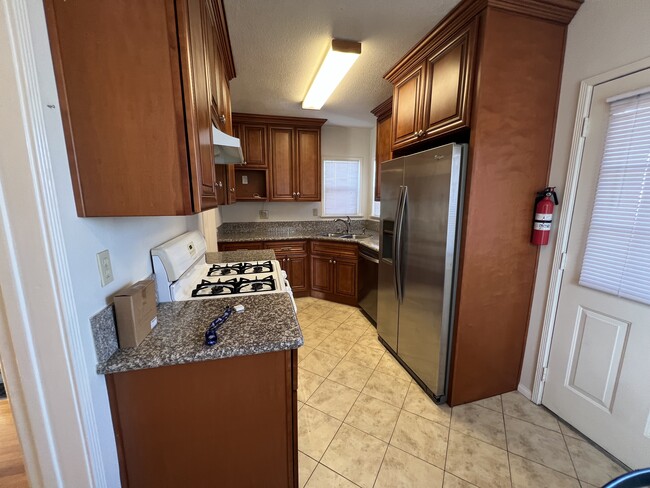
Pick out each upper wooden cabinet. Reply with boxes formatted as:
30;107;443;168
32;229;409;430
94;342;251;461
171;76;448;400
232;114;326;202
371;98;393;202
43;0;235;216
390;20;477;150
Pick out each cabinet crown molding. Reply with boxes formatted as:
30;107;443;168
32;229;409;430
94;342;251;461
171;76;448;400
384;0;582;82
371;97;393;120
233;112;327;127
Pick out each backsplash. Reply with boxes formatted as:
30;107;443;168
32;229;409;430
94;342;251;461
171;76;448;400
218;219;378;237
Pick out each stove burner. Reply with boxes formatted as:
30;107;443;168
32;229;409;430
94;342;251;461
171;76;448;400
207;261;274;276
191;275;276;298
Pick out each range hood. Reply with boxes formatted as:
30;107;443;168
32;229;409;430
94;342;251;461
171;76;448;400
212;125;244;164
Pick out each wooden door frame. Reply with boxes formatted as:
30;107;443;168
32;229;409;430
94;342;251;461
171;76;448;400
0;1;103;486
532;56;650;404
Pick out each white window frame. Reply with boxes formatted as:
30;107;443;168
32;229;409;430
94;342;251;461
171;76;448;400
370;157;380;219
321;157;363;218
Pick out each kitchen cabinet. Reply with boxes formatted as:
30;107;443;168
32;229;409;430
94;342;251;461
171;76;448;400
371;98;393;202
232;114;326;203
310;241;358;306
43;0;236;216
106;350;298;487
219;241;265;251
264;241;309;296
390;19;477;151
384;0;582;405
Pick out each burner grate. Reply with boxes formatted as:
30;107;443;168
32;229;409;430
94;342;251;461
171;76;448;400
207;260;274;277
191;275;276;298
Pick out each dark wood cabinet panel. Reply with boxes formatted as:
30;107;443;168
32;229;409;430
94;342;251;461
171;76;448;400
295;129;321;201
106;350;297;487
310;256;334;295
287;256;308;293
333;259;357;298
241;125;268;168
392;64;424;149
371;98;393;202
269;127;296;201
219;241;264;251
43;0;235;216
309;241;358;305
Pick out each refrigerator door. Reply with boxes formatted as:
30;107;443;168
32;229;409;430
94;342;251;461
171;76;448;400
397;144;465;399
377;158;404;352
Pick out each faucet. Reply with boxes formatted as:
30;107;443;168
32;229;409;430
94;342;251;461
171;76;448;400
334;216;351;234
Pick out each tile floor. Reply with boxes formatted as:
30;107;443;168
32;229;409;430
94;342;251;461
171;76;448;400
294;297;628;488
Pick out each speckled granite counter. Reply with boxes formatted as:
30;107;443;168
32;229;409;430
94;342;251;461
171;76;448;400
205;249;276;262
218;225;380;253
97;293;301;374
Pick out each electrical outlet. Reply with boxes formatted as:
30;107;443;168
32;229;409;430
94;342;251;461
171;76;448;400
312;208;319;217
96;249;114;287
242;175;248;185
259;210;269;220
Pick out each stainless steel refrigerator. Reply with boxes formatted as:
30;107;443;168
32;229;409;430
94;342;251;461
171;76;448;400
377;143;466;403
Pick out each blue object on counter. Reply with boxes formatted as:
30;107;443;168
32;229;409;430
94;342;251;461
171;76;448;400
603;468;650;488
204;306;233;346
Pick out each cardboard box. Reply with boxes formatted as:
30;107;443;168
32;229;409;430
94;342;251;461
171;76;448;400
114;279;158;348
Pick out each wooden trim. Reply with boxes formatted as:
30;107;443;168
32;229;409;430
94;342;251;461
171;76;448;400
384;0;582;82
213;0;236;80
371;97;393;121
233;112;327;127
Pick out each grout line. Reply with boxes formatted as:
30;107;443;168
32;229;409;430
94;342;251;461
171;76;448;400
502;396;514;487
561;425;581;480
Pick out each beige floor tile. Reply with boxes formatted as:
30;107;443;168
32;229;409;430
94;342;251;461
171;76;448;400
390;410;448;468
445;430;511;488
330;323;367;343
298;452;318;488
509;453;580;488
559;420;586;440
472;395;503;413
298;345;314;363
362;370;410;407
309;303;335;316
344;314;372;327
501;391;560;432
344;394;400;442
326;309;355;324
564;436;626;486
505;415;575;477
375;353;412;382
316;336;355;359
321;424;387;488
298;369;325;402
308;319;341;336
296;297;319;306
580;483;598;488
307;380;359;421
300;349;341;377
402;382;451;426
443;473;478;487
298;401;305;411
298;405;342;460
327;360;374;391
305;464;359;488
375;445;444;488
450;403;506;449
298;309;326;326
302;328;331;348
344;343;385;369
355;331;384;350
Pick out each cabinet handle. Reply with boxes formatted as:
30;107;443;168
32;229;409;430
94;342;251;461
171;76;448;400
292;192;296;197
230;187;235;193
219;114;226;123
329;259;332;263
241;161;247;166
333;260;337;264
217;181;223;188
418;130;424;137
296;192;301;197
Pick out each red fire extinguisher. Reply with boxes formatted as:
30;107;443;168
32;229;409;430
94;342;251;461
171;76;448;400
531;187;559;245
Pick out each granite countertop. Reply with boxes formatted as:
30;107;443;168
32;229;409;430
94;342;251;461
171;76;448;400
97;293;302;374
205;249;276;262
219;230;380;253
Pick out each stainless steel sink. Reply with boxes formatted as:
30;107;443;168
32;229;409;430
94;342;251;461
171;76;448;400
319;232;369;239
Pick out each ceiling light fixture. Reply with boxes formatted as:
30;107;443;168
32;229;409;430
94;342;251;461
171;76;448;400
302;39;362;110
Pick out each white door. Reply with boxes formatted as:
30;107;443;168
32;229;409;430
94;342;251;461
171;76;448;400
543;68;650;469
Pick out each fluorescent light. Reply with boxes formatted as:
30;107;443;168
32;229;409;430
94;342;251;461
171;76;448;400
302;39;361;110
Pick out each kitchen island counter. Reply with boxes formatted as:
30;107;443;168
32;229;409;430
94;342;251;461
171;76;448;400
97;292;301;374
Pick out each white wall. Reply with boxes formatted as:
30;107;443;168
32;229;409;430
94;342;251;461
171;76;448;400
25;1;199;484
520;0;650;394
220;125;374;222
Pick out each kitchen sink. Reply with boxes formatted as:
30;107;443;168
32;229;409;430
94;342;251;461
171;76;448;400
319;232;369;239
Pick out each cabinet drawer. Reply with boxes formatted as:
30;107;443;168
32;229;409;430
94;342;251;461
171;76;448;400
263;240;308;254
219;241;264;251
310;241;358;259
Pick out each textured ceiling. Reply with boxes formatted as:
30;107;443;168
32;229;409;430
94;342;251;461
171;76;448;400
224;0;461;127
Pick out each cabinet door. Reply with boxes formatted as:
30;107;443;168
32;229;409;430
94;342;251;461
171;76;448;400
310;255;333;294
241;125;267;168
375;114;392;201
392;63;424;149
334;259;357;298
269;127;295;201
185;0;218;211
295;128;320;201
219;242;264;251
287;255;308;293
421;21;477;139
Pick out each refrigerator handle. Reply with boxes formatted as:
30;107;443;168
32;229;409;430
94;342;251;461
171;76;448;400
395;185;408;303
393;185;405;301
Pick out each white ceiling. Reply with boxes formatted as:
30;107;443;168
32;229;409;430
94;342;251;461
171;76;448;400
223;0;461;128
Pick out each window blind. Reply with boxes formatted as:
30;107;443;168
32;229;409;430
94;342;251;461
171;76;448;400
579;90;650;305
322;159;361;216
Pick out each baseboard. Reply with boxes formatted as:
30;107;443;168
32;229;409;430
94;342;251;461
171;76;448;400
517;383;532;400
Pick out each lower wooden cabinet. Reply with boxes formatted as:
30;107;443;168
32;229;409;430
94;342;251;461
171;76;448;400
106;350;298;488
310;255;334;295
219;241;264;251
264;241;309;297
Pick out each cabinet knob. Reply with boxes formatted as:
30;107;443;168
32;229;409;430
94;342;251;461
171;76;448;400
292;192;296;197
417;130;424;137
230;187;235;192
329;259;332;263
296;192;301;197
241;161;247;166
219;114;226;123
333;260;337;264
217;181;223;188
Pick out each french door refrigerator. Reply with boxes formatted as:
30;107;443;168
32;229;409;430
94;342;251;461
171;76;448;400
377;143;466;403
